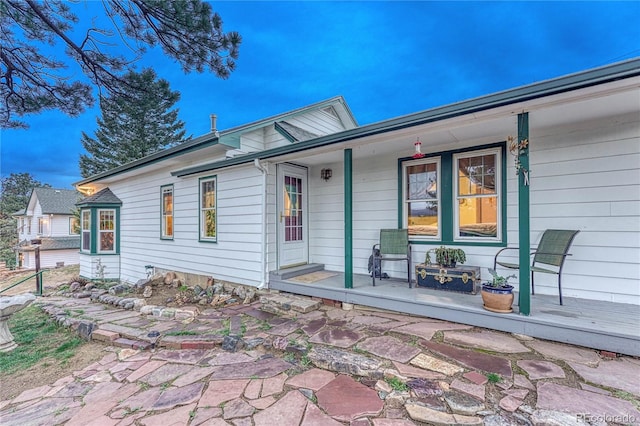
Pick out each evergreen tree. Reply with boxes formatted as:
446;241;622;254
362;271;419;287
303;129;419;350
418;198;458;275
79;68;190;178
1;0;241;129
0;173;50;266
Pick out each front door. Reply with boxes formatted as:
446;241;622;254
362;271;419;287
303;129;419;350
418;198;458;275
277;164;308;268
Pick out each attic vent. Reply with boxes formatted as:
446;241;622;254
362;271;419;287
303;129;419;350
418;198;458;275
322;106;339;119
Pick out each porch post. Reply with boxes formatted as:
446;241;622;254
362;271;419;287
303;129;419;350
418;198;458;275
344;148;353;289
517;112;531;316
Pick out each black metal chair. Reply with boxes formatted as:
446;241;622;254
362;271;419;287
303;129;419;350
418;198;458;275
494;229;580;305
372;229;412;288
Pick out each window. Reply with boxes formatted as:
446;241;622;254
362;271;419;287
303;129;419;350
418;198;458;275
401;145;504;244
81;210;91;251
161;185;174;239
26;217;31;234
69;217;80;235
455;149;500;239
403;158;441;238
37;217;46;235
18;218;24;234
199;176;217;241
98;209;116;252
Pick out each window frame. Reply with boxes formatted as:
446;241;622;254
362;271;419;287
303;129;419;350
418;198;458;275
97;209;116;253
81;210;91;252
453;147;502;242
398;142;507;247
160;184;174;240
37;217;45;235
199;176;217;243
402;156;442;241
69;216;80;235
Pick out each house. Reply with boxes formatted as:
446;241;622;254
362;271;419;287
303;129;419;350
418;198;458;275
73;60;640;312
13;188;81;269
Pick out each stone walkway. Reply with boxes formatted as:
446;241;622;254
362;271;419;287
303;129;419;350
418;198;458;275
1;289;639;425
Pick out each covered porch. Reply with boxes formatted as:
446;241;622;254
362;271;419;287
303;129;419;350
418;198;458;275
269;269;640;357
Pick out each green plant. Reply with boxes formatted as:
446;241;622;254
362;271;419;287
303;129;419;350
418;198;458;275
385;377;409;392
426;246;466;267
301;355;312;367
259;321;272;331
165;330;198;336
485;268;517;288
486;373;502;383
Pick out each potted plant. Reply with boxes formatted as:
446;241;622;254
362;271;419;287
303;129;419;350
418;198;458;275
425;246;466;268
481;268;517;313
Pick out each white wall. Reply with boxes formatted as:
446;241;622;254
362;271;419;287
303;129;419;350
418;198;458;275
523;112;640;304
108;164;266;287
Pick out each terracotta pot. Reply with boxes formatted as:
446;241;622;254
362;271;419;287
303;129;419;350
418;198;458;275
481;284;514;313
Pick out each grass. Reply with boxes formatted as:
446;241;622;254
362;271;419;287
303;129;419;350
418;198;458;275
165;330;199;336
486;373;502;383
385;376;409;392
0;305;87;375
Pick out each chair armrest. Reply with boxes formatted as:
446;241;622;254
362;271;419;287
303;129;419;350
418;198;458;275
493;247;522;269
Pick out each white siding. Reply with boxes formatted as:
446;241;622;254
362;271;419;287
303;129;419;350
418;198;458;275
79;254;120;280
241;129;265;153
523;112;640;304
108;164;265;287
50;215;74;237
38;250;79;269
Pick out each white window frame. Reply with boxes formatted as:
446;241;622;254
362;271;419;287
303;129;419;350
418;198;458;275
37;217;45;235
81;210;91;252
26;217;31;234
98;209;116;253
453;147;502;242
402;157;442;241
69;217;80;235
199;176;217;242
161;185;174;240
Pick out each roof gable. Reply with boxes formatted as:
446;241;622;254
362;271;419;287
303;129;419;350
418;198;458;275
23;188;81;215
77;188;122;207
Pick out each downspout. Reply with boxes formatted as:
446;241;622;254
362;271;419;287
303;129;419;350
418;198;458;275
254;159;269;289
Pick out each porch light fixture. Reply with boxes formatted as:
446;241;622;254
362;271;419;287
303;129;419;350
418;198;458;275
413;137;425;159
321;168;332;181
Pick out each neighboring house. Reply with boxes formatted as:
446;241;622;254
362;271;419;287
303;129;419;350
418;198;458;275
73;60;640;308
13;188;81;269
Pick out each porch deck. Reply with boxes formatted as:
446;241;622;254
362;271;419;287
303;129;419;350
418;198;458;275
269;270;640;357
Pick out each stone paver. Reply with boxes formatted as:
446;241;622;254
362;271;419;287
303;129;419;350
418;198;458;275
316;375;384;421
253;390;308;426
308;328;364;348
444;330;530;353
198;379;249;407
517;360;566;380
286;368;336;391
422;341;513;378
2;292;638;426
356;336;421;363
537;382;640;419
569;358;640;396
392;321;472;341
526;340;600;366
410;353;464;375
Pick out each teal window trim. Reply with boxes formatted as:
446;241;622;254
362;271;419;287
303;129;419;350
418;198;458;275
398;142;507;247
198;175;218;243
97;208;117;254
160;184;174;240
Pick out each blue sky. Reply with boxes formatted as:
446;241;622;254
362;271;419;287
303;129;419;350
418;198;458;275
1;1;639;189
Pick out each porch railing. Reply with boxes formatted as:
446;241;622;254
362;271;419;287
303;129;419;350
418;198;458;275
0;270;45;296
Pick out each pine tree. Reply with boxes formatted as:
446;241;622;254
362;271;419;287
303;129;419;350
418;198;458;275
79;69;189;178
0;173;50;266
1;0;241;129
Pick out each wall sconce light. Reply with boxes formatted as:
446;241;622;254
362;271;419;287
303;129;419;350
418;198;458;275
413;137;425;159
320;168;332;181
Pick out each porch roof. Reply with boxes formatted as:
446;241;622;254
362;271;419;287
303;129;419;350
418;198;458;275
172;58;640;178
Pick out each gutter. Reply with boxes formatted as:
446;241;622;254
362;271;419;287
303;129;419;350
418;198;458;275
254;159;269;289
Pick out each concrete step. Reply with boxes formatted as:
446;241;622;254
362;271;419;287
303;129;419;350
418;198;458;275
270;263;324;280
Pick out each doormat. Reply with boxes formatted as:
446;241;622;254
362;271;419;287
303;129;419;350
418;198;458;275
289;271;338;283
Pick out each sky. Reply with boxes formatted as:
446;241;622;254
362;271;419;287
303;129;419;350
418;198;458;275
1;1;639;190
